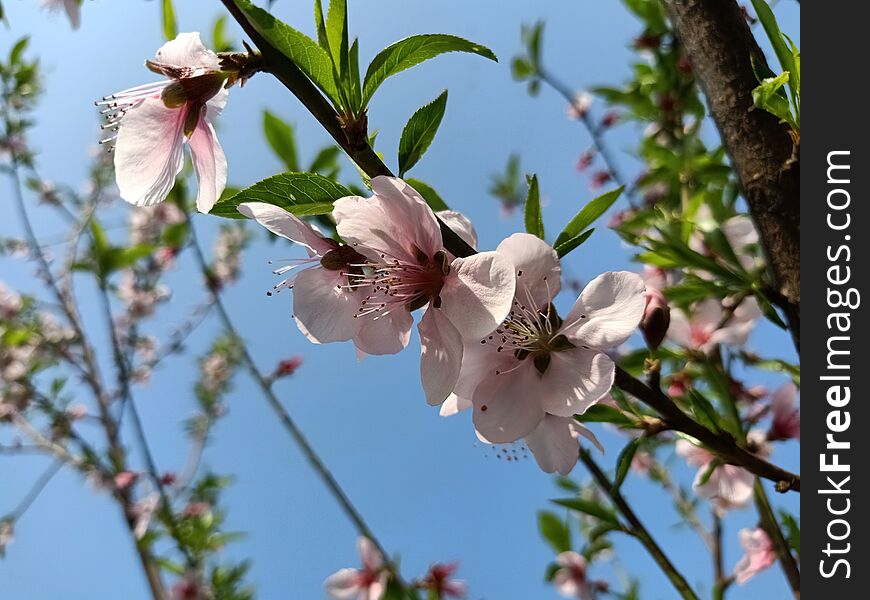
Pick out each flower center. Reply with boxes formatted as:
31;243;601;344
345;246;450;320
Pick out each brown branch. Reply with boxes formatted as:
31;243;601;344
615;367;800;491
662;0;800;351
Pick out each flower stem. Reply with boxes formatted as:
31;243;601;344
579;448;700;600
753;479;800;597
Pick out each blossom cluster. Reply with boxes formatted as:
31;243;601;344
237;176;646;475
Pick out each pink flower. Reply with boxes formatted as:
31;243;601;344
324;537;388;600
172;572;211;600
333;177;516;405
0;520;13;556
444;234;644;472
420;562;467;598
667;297;760;353
734;528;776;584
552;551;594;599
99;33;228;212
237;202;412;355
567;93;592;121
42;0;81;29
767;382;800;441
675;440;753;510
0;282;23;319
114;471;139;490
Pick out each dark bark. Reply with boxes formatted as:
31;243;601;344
663;0;800;349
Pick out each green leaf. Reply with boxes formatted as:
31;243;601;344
405;178;449;212
161;0;177;41
325;0;349;77
524;174;544;239
308;145;341;175
554;229;594;258
779;510;800;557
538;511;572;553
554;187;623;247
552;498;619;525
230;0;342;107
687;390;721;434
362;34;497;105
398;90;448;177
614;438;640;490
313;0;329;50
575;404;634;427
749;0;795;88
752;73;797;130
263;110;299;171
211;172;350;219
212;16;234;53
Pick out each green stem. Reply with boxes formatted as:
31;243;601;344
579;449;700;600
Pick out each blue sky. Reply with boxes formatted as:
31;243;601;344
1;1;799;598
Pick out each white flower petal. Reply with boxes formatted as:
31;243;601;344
537;347;615;418
436;210;478;250
238;202;335;255
496;233;561;308
114;98;186;207
439;251;516;341
472;361;545;443
354;308;413;356
418;308;464;406
293;268;360;344
562;271;645;349
324;568;361;599
524;415;581;475
154;32;220;69
188;117;226;213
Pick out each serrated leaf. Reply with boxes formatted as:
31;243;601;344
554;187;623;247
554;229;594;258
398;91;448;177
405;178;449;212
161;0;177;41
229;0;342;107
614;438;640;490
325;0;349;76
263;111;299;171
524;174;544;239
552;498;619;525
538;511;572;553
362;34;497;105
211;172;349;219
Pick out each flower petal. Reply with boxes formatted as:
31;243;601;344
436;210;478;250
562;271;645;349
419;308;464;406
333;177;442;263
496;233;561;308
440;393;472;417
324;568;361;599
63;0;81;28
358;536;384;571
238;202;335;255
439;251;516;341
537;347;615;417
154;32;220;69
114;98;186;207
524;415;581;475
354;308;413;356
472;361;545;443
188;117;227;213
293;268;360;344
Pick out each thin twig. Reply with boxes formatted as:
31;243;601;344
5;460;62;521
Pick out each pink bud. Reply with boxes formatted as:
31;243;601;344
276;355;303;378
590;171;612;190
114;471;139;490
576;150;595;172
641;287;670;350
601;111;619;128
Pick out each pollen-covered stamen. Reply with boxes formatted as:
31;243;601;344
343;247;451;320
482;279;575;375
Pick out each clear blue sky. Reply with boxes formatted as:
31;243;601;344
1;1;799;598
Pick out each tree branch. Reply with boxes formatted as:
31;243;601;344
661;0;800;351
579;448;700;600
615;367;800;491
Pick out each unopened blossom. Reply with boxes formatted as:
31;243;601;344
734;528;776;584
114;471;139;490
576;150;594;172
333;177;516;405
129;202;185;245
324;537;388;600
117;271;170;320
676;439;754;510
0;283;23;319
589;171;612;190
420;562;467;598
211;224;248;287
172;572;212;600
237;202;411;355
0;520;12;557
275;355;303;378
443;234;644;473
42;0;81;29
767;382;800;441
640;285;669;350
567;92;592;121
99;33;229;212
552;551;594;599
600;111;619;128
667;297;760;353
65;404;87;420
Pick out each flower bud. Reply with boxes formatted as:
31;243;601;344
641;287;670;350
